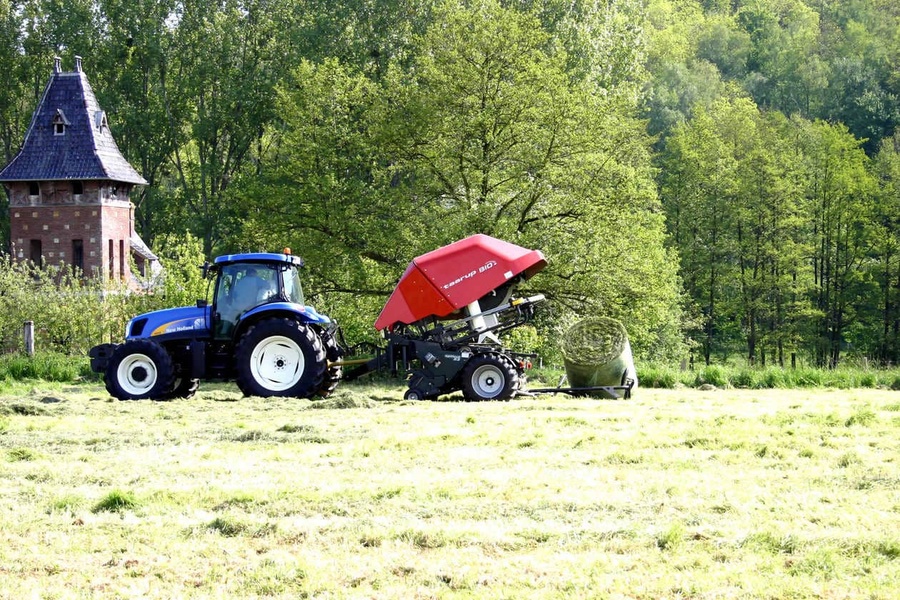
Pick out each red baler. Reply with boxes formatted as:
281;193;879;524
347;234;547;400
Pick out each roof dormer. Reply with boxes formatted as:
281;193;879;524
94;110;108;133
52;109;70;136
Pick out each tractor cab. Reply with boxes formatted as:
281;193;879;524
210;253;306;339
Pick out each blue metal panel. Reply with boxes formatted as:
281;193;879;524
213;253;304;267
125;305;211;340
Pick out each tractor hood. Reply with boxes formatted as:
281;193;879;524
125;305;211;340
375;234;547;332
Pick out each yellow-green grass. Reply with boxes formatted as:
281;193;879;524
1;382;899;598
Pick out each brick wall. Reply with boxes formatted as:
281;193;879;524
7;180;134;283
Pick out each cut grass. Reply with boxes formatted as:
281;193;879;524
0;382;897;598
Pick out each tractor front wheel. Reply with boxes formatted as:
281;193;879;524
105;340;174;400
461;353;519;401
235;318;326;398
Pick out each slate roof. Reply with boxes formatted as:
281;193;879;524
0;61;147;185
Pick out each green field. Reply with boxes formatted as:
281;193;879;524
1;382;898;599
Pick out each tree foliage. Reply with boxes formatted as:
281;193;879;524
1;0;899;365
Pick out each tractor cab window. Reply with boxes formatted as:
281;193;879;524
282;265;305;305
214;263;278;337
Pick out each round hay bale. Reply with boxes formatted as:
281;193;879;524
561;317;637;398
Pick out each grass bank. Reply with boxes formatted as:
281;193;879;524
636;363;900;390
1;382;898;598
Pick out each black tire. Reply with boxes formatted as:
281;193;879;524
315;329;343;398
160;377;200;401
105;339;175;400
461;353;520;401
235;318;326;398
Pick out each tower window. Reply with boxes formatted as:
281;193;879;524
29;182;39;196
73;239;84;272
30;240;43;266
72;181;83;195
52;109;69;136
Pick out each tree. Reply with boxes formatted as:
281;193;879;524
383;0;682;357
737;0;828;117
733;110;811;367
161;0;297;255
797;118;877;367
870;133;900;364
247;0;684;358
91;0;184;246
660;99;743;364
230;58;416;343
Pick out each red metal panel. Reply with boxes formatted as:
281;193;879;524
374;262;451;331
374;234;547;331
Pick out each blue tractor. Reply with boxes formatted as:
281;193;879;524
89;252;342;400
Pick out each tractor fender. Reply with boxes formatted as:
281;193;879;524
233;302;330;342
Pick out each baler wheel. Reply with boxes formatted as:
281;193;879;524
235;318;326;398
461;353;519;401
105;339;174;400
403;388;425;401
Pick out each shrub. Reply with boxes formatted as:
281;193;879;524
731;368;757;389
696;364;729;388
0;234;207;350
0;352;90;382
762;368;788;388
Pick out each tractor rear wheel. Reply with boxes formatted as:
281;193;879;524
461;353;519;401
235;318;326;398
105;340;174;400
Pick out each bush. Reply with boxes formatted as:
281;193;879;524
635;363;900;391
636;364;680;388
696;364;729;388
0;352;91;382
731;368;757;389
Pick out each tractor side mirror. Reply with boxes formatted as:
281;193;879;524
196;299;208;308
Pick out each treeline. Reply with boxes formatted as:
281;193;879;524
645;1;900;367
0;0;898;367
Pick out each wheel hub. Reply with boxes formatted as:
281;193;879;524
472;364;504;397
116;352;159;396
131;366;148;382
250;335;306;392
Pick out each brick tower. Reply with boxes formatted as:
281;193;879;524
0;56;158;284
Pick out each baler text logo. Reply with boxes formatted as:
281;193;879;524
442;260;497;290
